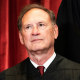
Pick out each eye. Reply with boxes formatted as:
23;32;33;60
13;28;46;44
38;23;45;27
26;26;30;29
25;25;32;29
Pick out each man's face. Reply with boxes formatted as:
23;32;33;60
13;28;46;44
19;8;58;52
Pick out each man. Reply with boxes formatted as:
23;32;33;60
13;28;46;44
0;4;80;80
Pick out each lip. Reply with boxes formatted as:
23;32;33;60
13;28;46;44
31;39;42;42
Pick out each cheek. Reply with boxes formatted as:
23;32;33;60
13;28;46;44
46;29;54;39
43;30;54;43
22;33;31;43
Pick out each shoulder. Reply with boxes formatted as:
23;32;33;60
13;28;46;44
0;58;29;76
55;54;80;69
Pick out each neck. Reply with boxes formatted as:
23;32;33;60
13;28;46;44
28;47;54;65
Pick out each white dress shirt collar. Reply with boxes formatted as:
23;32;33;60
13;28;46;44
30;52;56;72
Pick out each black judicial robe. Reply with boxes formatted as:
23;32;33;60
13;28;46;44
56;0;80;62
0;54;80;80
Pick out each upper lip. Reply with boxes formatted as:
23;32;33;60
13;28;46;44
31;39;43;42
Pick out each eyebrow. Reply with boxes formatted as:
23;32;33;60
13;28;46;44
23;21;47;26
23;24;32;27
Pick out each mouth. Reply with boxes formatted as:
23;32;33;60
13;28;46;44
31;39;43;42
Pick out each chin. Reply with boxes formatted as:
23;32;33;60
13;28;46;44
29;45;49;52
31;48;43;51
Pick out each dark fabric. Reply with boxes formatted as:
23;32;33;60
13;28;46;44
56;0;80;63
0;54;80;80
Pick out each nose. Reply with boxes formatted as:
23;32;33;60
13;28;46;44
32;26;40;36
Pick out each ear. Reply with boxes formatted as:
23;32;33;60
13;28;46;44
53;24;58;39
19;32;24;45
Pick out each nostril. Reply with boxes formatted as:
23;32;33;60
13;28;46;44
32;33;40;36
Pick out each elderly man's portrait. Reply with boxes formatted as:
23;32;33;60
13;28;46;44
0;0;80;80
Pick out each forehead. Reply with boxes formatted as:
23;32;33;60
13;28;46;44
22;8;51;23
